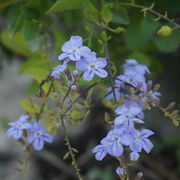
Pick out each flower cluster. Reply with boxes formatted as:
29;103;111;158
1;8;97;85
51;36;108;81
92;59;158;177
6;115;53;151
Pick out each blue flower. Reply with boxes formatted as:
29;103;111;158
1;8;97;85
105;86;121;100
130;152;139;161
123;59;150;75
51;62;67;79
149;90;161;100
114;103;143;127
116;167;125;176
104;128;132;157
76;52;108;81
92;138;108;161
58;36;90;61
27;121;53;151
106;81;126;100
118;71;146;91
130;129;154;153
6;115;31;139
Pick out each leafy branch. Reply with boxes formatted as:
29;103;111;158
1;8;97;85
120;2;180;30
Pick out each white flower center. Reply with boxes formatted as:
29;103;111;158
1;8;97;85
113;136;120;142
16;124;22;129
35;131;42;137
71;48;79;53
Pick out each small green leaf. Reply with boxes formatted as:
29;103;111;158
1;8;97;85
19;99;40;114
82;0;99;22
70;110;83;121
5;5;25;35
63;152;70;160
22;20;44;52
0;0;19;11
46;0;84;13
19;58;50;82
0;31;44;57
111;27;125;33
101;3;113;24
112;5;129;25
124;16;159;50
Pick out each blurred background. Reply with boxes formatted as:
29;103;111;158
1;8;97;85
0;0;180;179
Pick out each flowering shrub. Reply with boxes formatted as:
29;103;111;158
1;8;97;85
1;0;180;179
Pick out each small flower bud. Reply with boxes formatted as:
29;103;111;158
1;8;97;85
71;85;77;90
135;172;143;180
157;25;173;37
116;167;125;176
153;84;160;91
169;102;176;108
130;152;139;161
147;80;153;91
137;172;143;178
72;70;79;76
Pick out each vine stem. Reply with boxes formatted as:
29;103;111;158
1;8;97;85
60;115;83;180
104;41;117;101
59;80;101;180
36;79;53;121
120;2;180;30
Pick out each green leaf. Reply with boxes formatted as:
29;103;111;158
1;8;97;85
19;58;49;82
82;0;99;22
124;16;159;50
22;20;44;52
112;5;129;25
46;0;84;13
101;3;113;23
110;26;125;33
25;0;42;9
154;30;180;53
0;0;19;11
19;99;40;114
128;51;151;66
0;31;44;57
27;80;39;96
54;31;67;54
5;5;25;35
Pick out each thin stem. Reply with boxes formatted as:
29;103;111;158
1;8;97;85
60;115;83;180
59;80;100;180
62;81;100;117
37;80;53;121
104;41;117;101
120;2;180;30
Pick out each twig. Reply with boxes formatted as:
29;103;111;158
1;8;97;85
120;2;180;30
37;80;53;121
60;115;83;180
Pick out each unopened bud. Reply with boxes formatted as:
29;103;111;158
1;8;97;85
71;85;77;90
153;84;160;91
72;70;79;76
147;80;153;91
137;172;143;178
135;172;143;180
157;25;173;37
169;102;176;108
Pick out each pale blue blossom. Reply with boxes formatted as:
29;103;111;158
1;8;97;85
130;129;154;153
76;52;108;81
58;36;90;61
27;121;53;151
116;167;125;176
6;115;31;139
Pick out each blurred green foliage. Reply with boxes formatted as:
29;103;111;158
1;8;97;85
0;0;179;178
